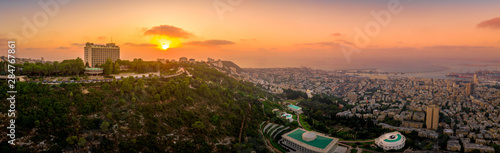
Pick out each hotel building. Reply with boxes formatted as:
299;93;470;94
84;42;120;67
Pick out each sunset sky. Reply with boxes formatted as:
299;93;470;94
1;0;499;70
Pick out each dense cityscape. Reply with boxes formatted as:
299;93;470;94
241;67;500;152
2;0;500;152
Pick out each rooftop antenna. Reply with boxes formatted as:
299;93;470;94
111;37;113;43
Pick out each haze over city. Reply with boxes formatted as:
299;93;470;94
1;0;500;71
3;1;500;153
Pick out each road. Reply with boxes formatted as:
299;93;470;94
30;67;190;85
297;114;303;128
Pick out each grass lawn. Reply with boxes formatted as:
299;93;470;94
264;133;288;152
299;114;312;130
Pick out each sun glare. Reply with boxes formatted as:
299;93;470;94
161;42;170;50
150;35;181;50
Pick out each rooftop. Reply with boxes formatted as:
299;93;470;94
85;68;103;70
383;134;403;142
288;105;301;110
287;128;333;149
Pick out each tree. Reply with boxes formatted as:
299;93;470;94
313;110;324;121
106;112;113;119
121;81;133;93
154;94;160;101
210;114;220;125
66;136;77;145
78;138;86;146
192;121;205;132
73;57;85;76
34;120;40;127
101;121;110;132
100;58;113;75
186;96;194;103
113;61;120;74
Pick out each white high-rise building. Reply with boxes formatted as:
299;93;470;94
84;42;120;67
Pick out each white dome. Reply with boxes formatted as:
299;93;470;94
302;131;317;141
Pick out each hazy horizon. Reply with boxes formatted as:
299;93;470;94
1;0;499;72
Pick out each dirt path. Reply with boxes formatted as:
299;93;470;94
238;103;252;143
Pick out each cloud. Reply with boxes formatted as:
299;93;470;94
241;38;257;42
330;33;342;37
70;43;84;46
123;42;156;47
335;39;355;46
144;25;192;38
424;45;493;50
25;48;46;50
296;42;339;47
97;36;107;40
477;17;500;29
297;38;356;48
186;39;235;46
0;37;7;47
56;47;70;49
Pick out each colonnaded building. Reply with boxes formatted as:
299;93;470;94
84;42;120;67
375;131;406;151
280;128;346;153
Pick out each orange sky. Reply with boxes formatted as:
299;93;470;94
1;0;499;69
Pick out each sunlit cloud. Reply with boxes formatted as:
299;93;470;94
477;17;500;30
186;39;235;47
143;25;192;50
240;38;257;42
123;42;156;47
25;48;47;50
424;45;494;50
144;25;193;38
70;43;85;47
97;36;107;40
296;42;339;47
330;33;343;37
56;47;70;49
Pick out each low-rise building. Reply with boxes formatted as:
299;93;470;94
401;121;423;128
375;131;406;151
280;128;345;153
447;139;461;151
288;105;303;114
84;67;103;75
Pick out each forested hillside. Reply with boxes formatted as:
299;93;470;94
0;63;277;152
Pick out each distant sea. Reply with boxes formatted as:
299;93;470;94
390;65;500;78
318;59;500;78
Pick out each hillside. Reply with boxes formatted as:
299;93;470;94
0;63;278;152
221;61;243;74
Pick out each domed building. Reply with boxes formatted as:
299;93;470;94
280;128;347;153
375;131;406;151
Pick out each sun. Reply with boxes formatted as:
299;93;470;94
161;42;170;50
150;35;181;50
